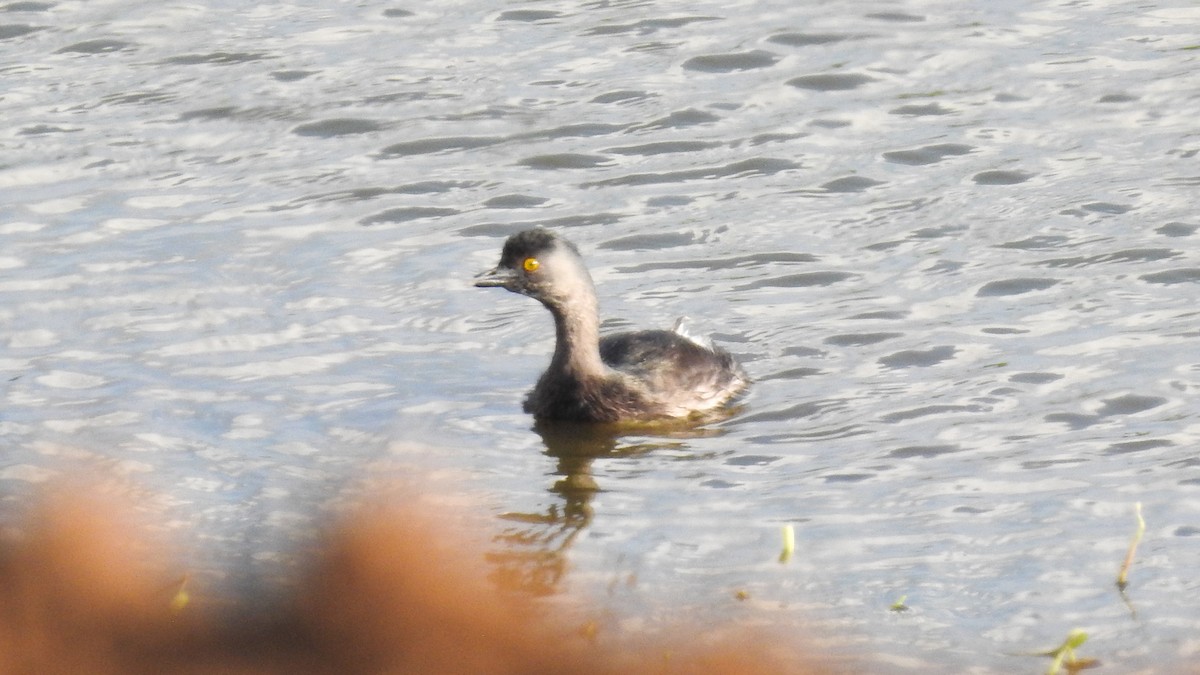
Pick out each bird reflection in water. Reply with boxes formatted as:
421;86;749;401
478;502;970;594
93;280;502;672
487;420;729;596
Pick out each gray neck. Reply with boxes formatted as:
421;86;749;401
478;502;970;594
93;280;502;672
547;288;606;378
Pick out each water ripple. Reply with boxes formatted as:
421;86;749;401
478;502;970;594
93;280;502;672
787;73;877;90
1141;268;1200;284
682;50;779;72
379;136;502;156
581;157;799;187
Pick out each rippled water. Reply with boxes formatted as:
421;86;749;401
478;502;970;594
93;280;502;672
2;0;1199;671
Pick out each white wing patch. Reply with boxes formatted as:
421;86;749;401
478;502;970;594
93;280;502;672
670;316;714;349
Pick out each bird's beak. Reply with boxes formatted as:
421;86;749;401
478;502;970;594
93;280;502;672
474;266;517;289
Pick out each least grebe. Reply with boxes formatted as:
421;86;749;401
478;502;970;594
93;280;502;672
475;229;748;423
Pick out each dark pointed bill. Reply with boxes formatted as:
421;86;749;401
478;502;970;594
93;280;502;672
474;266;517;288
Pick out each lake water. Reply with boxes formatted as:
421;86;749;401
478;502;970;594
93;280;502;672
2;0;1199;671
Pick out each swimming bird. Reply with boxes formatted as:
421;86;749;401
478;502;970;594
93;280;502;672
475;229;748;423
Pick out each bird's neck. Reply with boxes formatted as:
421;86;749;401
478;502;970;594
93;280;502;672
548;292;606;378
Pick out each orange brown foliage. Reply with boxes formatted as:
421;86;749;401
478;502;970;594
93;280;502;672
0;489;839;674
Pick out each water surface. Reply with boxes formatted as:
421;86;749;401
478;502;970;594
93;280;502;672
2;1;1199;670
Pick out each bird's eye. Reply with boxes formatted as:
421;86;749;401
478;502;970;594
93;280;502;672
522;257;540;272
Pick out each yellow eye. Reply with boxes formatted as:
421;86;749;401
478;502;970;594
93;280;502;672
522;257;540;272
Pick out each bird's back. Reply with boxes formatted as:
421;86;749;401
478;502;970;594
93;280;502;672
600;329;747;417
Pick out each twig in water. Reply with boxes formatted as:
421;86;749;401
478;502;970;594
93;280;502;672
778;524;795;564
1116;502;1145;591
